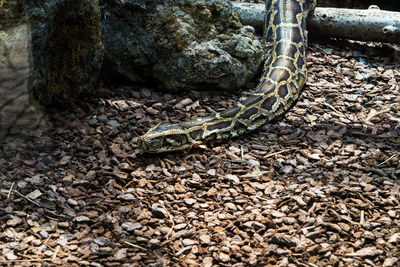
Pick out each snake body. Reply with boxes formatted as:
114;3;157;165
138;0;316;153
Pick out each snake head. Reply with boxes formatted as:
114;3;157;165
138;122;193;153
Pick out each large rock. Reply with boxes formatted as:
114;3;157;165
101;0;264;91
0;0;103;149
28;0;103;105
1;0;103;109
0;0;34;142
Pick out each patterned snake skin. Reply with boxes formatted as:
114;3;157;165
138;0;317;153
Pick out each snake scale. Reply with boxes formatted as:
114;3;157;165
138;0;316;153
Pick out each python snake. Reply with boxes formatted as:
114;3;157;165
138;0;316;153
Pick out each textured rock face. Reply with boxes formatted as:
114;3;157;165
1;1;35;141
101;0;264;91
1;0;103;107
28;0;103;105
0;23;31;140
0;0;103;144
0;0;24;23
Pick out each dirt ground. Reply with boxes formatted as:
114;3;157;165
0;18;399;267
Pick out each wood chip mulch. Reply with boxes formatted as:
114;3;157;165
1;40;400;266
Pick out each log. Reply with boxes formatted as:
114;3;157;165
231;2;400;43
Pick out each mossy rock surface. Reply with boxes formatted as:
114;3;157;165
28;0;103;106
0;0;24;29
101;0;263;92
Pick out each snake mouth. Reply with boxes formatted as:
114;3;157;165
138;132;193;153
137;121;197;153
137;135;163;153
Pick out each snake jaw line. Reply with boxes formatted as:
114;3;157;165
138;122;200;153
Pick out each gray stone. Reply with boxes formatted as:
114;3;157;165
121;222;142;231
98;115;109;123
74;216;90;223
101;0;263;91
93;237;108;246
107;120;120;129
88;118;98;125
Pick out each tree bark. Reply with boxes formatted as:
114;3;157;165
231;2;400;43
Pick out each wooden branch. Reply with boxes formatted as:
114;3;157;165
231;2;400;43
